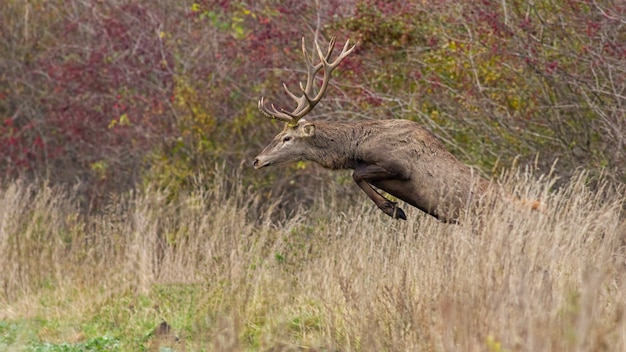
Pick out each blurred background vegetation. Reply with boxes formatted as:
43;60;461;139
1;0;624;211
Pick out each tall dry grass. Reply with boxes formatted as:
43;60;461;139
0;168;624;351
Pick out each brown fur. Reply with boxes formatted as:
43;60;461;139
254;119;492;222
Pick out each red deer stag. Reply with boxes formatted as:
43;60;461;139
253;37;493;222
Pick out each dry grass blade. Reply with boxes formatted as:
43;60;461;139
0;168;624;351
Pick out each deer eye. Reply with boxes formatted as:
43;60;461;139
282;136;292;143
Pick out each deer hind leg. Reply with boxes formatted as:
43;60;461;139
353;163;407;220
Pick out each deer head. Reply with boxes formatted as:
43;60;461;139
253;37;355;169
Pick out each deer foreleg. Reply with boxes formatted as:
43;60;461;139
353;164;407;220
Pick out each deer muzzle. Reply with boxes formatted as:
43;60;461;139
252;157;268;169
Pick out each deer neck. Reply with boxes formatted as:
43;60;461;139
305;122;360;170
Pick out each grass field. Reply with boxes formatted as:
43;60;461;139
0;168;624;351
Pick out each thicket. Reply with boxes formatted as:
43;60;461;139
1;0;625;208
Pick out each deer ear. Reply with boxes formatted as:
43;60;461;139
301;122;315;137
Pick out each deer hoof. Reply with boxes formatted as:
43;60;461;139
382;202;407;220
393;207;407;220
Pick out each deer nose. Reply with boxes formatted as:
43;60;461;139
252;158;265;169
253;156;269;169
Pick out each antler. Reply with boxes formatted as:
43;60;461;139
258;37;355;126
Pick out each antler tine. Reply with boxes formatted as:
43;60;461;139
258;37;355;126
307;37;355;103
300;38;324;101
282;82;300;106
316;36;356;69
335;38;357;65
322;36;337;62
300;37;335;70
258;97;295;123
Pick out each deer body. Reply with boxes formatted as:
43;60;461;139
254;119;490;222
254;37;491;221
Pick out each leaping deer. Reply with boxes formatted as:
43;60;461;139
253;37;494;222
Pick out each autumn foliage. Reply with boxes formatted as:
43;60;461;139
1;2;625;349
1;0;624;207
